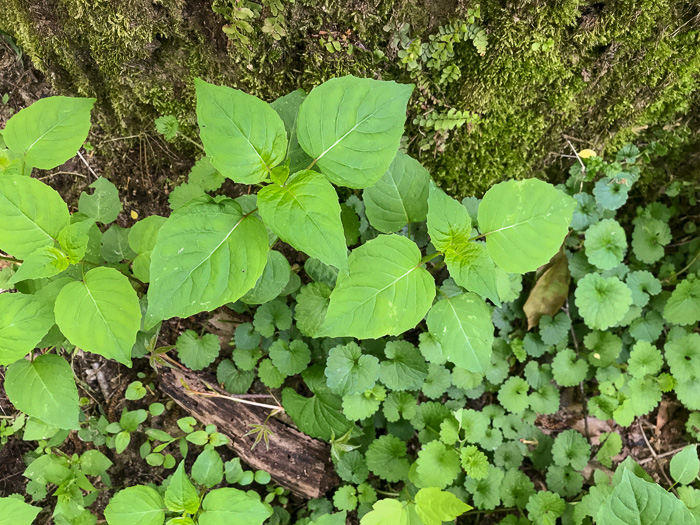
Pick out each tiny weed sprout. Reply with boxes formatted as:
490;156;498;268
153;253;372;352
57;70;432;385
1;75;699;525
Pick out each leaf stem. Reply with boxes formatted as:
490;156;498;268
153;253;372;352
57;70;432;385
420;251;442;265
178;133;206;153
662;250;700;283
0;255;21;263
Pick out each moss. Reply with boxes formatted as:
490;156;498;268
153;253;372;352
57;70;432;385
1;0;700;197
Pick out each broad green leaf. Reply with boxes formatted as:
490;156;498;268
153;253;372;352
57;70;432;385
0;497;41;525
360;499;421;525
258;170;347;270
297;75;413;188
8;246;69;285
321;235;435;339
445;242;500;306
4;354;79;429
191;447;224;488
271;89;313;173
363;151;430;233
294;282;332;337
195;79;287;184
146;197;268;326
128;215;167;282
101;225;136;263
597;469;695;525
165;462;200;514
78;177;122;224
427;182;471;253
58;217;97;263
478;179;576;273
426;292;493;374
670;445;700;485
0;291;56;365
199;487;272;525
241;250;291;304
55;267;141;366
176;330;220;371
104;486;166;525
414;487;471;525
325;342;380;396
3;96;95;169
0;174;70;258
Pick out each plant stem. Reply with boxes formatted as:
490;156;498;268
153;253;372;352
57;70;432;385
663;250;700;283
0;255;21;263
178;133;206;153
420;251;442;265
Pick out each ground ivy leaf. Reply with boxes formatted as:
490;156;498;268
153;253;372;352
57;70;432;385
55;267;140;366
4;354;79;430
363;151;430;233
585;218;627;270
478;179;575;274
146;197;268;327
663;277;700;326
78;177;122;224
325;342;380;396
378;340;428;391
176;330;220;371
365;435;411;482
104;486;165;525
3;96;95;170
0;174;70;259
258;170;348;271
297;76;413;189
597;469;695;525
426;292;493;374
414;487;471;525
269;339;311;376
631;217;671;264
195;79;287;184
0;292;56;365
574;273;632;330
321;234;435;339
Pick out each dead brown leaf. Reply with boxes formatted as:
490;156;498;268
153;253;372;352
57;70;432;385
523;248;571;330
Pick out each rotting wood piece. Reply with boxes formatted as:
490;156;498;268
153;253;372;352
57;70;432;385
158;366;339;499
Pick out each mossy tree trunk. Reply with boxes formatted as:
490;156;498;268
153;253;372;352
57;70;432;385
2;0;699;195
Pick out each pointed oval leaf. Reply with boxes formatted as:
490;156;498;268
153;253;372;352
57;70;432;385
199;487;272;525
297;76;414;188
55;267;141;366
0;174;70;258
426;292;493;374
8;246;69;285
444;242;500;306
3;96;95;169
165;462;200;514
240;250;291;305
414;487;471;525
196;79;287;184
258;170;348;270
270;89;313;173
146;197;268;326
0;292;56;365
670;445;700;485
0;497;41;525
321;235;435;339
363;151;430;233
427;182;472;253
78;177;122;224
4;354;80;430
478;179;576;273
104;486;166;525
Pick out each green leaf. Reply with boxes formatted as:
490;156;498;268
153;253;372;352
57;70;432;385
365;435;411;483
574;273;632;330
241;250;291;304
165;462;200;514
294;283;332;337
101;224;137;263
478;179;575;273
270;89;313;174
445;242;501;306
78;177;122;224
297;75;413;188
146;197;268;326
199;487;272;525
342;385;386;420
670;445;699;485
0;174;70;258
378;340;428;391
0;292;56;365
360;499;420;525
333;486;358;512
195;78;287;184
0;497;41;525
128;215;167;282
191;447;224;488
104;486;166;525
631;218;671;264
3;96;94;169
325;342;380;396
321;234;435;338
426;181;471;253
155;115;179;140
585;218;627;270
597;469;695;525
258;170;348;270
269;339;311;376
426;292;493;374
552;430;590;471
414;488;471;525
55;267;141;366
58;217;97;264
415;440;461;489
664;277;700;326
8;246;69;284
363;151;430;233
176;330;220;371
4;354;79;430
497;376;530;414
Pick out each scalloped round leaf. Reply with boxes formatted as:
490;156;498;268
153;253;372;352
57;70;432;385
426;292;493;374
663;277;700;326
574;273;632;330
146;197;268;327
3;96;95;170
363;151;430;233
365;435;410;483
55;267;141;366
585;218;627;270
631;218;671;264
478;179;576;274
297;75;413;188
325;342;380;396
176;330;220;371
258;170;348;271
0;175;70;259
321;235;435;339
195;79;287;184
